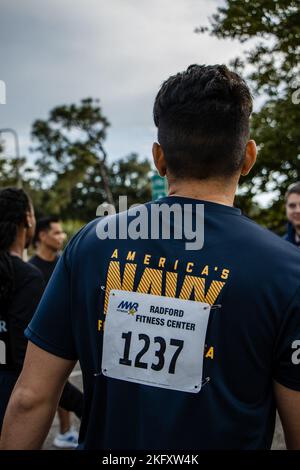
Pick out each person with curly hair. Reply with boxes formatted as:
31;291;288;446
0;187;43;432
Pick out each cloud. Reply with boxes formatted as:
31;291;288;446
0;0;244;163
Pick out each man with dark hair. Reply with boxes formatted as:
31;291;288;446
1;64;300;450
30;217;82;448
153;64;252;181
283;182;300;247
30;217;65;283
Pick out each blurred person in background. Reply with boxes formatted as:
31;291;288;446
30;217;83;448
283;182;300;247
30;217;65;283
0;187;44;433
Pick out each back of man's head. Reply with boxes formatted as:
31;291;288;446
153;64;253;180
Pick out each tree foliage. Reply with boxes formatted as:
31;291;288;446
0;99;152;229
197;0;300;93
196;0;300;231
31;97;114;214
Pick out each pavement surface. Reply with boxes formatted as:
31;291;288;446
43;366;82;451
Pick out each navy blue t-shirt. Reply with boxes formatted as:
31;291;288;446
25;197;300;449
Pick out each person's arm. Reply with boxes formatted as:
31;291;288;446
0;342;76;449
274;381;300;449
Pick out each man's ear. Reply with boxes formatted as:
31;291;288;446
152;142;167;177
39;230;46;242
241;140;257;176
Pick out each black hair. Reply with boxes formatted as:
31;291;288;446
33;216;60;245
0;187;31;302
153;64;253;179
285;182;300;201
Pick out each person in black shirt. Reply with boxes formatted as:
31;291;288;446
30;216;64;283
0;187;44;431
30;217;83;448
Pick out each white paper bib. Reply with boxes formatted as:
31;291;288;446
102;290;211;393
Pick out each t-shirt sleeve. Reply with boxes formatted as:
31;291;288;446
273;287;300;391
25;249;77;361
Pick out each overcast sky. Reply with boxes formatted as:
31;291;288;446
0;0;245;167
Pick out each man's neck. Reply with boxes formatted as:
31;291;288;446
36;245;57;262
167;177;237;207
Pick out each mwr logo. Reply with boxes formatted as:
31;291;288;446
117;300;139;316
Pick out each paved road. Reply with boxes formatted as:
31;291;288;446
43;367;82;450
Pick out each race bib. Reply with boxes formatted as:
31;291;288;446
102;290;211;393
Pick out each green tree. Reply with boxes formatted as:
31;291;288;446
197;0;300;231
110;153;152;208
65;153;152;221
0;141;32;189
196;0;299;94
31;98;114;215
